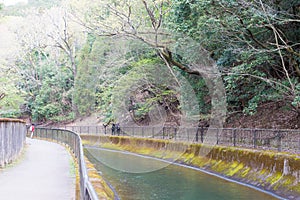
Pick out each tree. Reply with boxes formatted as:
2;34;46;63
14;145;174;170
11;7;81;121
71;0;226;127
72;0;199;74
169;0;300;115
0;68;24;117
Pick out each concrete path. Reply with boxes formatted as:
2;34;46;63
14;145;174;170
0;138;76;200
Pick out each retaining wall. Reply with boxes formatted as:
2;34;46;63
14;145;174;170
0;118;26;167
82;135;300;200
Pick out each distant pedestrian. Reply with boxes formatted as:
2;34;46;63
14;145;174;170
103;124;108;135
116;123;121;135
30;124;35;138
111;123;115;135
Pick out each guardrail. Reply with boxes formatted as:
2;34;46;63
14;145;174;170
34;128;99;200
0;118;26;167
59;125;300;153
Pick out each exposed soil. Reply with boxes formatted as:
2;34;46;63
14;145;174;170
225;101;300;129
61;102;300;130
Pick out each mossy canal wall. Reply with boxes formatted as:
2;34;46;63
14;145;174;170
82;135;300;199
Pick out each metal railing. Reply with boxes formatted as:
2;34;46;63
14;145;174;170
0;118;26;167
58;125;300;153
34;127;99;200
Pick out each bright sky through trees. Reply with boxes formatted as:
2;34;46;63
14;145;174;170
0;0;28;6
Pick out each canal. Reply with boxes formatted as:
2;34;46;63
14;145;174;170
85;147;281;200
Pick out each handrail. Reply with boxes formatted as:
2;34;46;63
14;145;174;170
35;127;99;200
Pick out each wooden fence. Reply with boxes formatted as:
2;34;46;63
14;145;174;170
0;118;26;167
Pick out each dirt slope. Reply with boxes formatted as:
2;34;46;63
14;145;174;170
225;102;300;129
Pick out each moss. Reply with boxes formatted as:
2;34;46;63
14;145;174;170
260;168;268;175
84;157;115;200
266;172;283;186
241;167;251;177
226;162;244;176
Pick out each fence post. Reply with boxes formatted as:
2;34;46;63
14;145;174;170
233;129;236;147
200;127;204;143
162;127;165;139
56;130;59;142
196;127;199;142
216;129;219;145
174;127;177;140
152;127;154;138
253;130;257;148
277;131;282;152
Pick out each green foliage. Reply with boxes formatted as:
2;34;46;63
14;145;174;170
73;34;97;116
168;0;300;115
3;0;300;125
29;65;73;121
16;51;74;121
0;71;24;118
111;58;181;124
292;84;300;109
74;36;160;123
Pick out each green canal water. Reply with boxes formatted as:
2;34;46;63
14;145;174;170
85;147;282;200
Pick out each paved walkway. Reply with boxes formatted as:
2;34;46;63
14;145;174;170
0;138;76;200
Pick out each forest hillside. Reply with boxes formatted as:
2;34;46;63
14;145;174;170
0;0;299;129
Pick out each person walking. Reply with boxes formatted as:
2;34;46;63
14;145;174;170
116;123;121;135
30;124;35;138
111;123;115;135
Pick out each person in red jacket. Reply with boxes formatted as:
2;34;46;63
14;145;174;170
30;124;35;138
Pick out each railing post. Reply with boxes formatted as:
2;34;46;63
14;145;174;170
56;130;59;142
200;127;204;143
152;127;154;138
253;130;257;148
216;129;219;145
174;127;177;140
277;131;282;152
196;127;199;142
163;127;165;139
233;129;236;147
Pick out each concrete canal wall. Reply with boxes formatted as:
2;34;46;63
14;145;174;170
0;118;26;167
82;135;300;200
